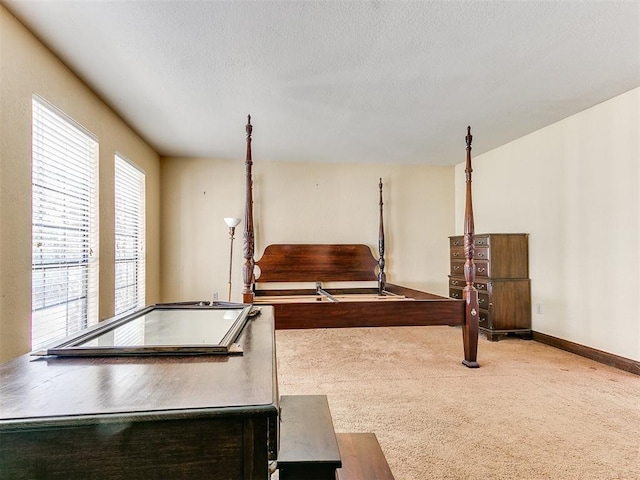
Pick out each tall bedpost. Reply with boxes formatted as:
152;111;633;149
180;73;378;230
378;178;386;295
462;126;480;368
242;115;255;304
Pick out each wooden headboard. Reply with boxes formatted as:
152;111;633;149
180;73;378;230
255;244;379;284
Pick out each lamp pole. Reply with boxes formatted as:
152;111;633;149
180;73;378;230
224;217;241;302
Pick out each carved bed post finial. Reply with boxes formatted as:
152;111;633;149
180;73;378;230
378;178;386;295
242;115;255;303
464;126;474;251
462;126;479;368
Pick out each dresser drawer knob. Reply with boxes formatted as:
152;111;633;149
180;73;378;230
453;252;459;257
451;280;460;285
478;267;486;273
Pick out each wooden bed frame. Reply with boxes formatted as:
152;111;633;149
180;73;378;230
240;117;479;368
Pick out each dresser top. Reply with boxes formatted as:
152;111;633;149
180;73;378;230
449;233;528;238
0;308;277;429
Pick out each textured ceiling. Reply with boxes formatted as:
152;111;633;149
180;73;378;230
3;0;639;165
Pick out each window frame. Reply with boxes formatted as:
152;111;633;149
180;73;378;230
31;95;99;350
114;153;146;315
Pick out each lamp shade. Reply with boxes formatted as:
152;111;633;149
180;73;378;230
224;217;241;228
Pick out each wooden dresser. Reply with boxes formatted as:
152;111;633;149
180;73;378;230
449;233;531;341
0;307;279;479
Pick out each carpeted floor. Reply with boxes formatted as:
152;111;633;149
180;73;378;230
275;326;640;480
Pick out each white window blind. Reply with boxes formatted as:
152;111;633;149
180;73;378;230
115;154;145;315
31;96;99;350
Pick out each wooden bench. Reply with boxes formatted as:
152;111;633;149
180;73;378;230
335;433;395;480
278;395;342;480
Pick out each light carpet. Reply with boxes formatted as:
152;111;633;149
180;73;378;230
275;326;640;480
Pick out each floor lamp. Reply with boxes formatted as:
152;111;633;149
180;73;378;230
224;217;241;302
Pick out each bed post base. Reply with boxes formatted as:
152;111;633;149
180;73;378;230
462;288;480;368
242;291;255;304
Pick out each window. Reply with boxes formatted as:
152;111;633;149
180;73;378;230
114;154;145;315
31;96;99;350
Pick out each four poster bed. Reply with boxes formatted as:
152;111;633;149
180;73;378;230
240;117;480;367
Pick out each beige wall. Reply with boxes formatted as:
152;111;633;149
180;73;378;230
161;156;455;303
456;87;640;361
0;7;161;362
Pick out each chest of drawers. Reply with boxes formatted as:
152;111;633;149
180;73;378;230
449;233;531;341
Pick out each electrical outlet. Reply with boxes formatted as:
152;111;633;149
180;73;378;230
536;303;543;315
213;291;218;301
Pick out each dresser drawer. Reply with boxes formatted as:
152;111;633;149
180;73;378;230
449;237;464;248
448;287;463;300
478;292;490;310
474;235;489;247
450;246;464;260
450;261;464;276
475;261;489;278
451;260;490;278
449;235;490;248
449;277;489;292
450;245;489;261
474;246;489;260
449;285;491;306
479;310;490;329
